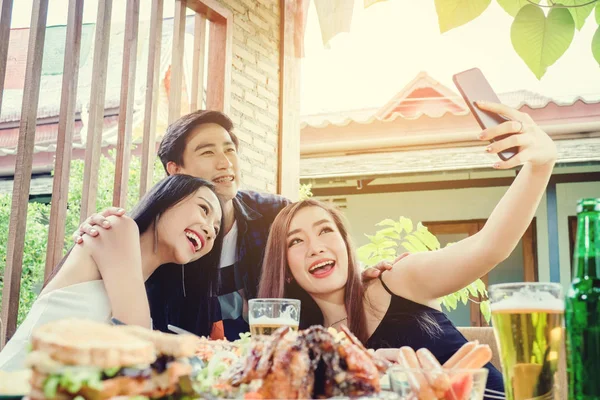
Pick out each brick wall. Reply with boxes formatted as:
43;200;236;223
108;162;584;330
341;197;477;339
218;0;280;194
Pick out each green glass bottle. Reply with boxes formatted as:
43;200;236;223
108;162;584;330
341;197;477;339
566;198;600;399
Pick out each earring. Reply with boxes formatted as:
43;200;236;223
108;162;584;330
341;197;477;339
181;264;187;298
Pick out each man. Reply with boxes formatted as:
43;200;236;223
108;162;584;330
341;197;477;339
75;110;392;340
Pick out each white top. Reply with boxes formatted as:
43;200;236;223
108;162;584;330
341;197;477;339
220;221;238;268
0;280;111;371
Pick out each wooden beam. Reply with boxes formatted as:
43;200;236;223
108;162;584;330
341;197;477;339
168;0;186;123
309;172;600;197
206;15;232;112
140;0;164;197
0;0;14;114
81;0;113;221
522;220;538;282
278;0;301;200
186;0;229;22
190;13;206;111
1;0;49;347
113;0;140;207
45;0;84;278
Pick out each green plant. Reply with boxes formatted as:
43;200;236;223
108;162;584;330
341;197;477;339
356;217;491;322
0;151;164;325
432;0;600;78
299;183;313;200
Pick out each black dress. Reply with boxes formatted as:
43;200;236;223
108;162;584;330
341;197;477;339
366;274;505;396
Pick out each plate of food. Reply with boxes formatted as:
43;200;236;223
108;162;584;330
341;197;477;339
0;369;31;399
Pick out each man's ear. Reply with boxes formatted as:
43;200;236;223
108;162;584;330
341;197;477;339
166;161;181;175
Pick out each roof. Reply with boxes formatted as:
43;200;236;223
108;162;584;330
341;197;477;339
300;72;600;129
299;137;600;180
0;16;200;155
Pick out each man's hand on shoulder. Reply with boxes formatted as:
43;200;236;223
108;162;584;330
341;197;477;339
73;207;127;244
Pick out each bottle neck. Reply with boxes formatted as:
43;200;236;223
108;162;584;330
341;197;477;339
573;212;600;279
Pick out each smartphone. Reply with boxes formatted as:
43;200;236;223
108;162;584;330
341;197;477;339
452;68;517;161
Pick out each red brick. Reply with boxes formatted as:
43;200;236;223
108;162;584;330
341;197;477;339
232;71;256;91
233;43;257;64
257;60;278;79
242;119;268;137
256;111;276;127
244;65;268;85
248;11;270;31
257;85;278;103
254;138;276;153
231;98;256;118
244;92;268;109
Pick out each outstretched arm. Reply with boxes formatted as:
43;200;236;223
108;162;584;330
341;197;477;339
80;215;151;327
385;102;557;302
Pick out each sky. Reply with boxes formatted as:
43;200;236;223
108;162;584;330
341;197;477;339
10;0;600;115
299;0;600;114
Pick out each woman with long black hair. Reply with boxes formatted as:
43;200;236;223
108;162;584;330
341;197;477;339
0;174;223;371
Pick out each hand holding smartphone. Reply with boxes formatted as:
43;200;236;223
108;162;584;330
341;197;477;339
452;68;518;161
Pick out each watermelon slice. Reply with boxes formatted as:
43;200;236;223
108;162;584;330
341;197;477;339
444;374;474;400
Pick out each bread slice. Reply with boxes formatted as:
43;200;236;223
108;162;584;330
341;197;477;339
30;319;155;368
114;325;200;358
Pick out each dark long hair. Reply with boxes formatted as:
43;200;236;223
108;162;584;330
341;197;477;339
257;199;369;344
45;175;224;335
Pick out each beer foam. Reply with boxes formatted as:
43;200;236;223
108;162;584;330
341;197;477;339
491;290;564;312
249;315;299;326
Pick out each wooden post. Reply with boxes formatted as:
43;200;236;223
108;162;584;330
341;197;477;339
140;0;164;197
186;0;232;113
190;13;206;111
168;0;186;124
278;0;302;200
44;0;85;278
0;0;49;347
0;0;14;114
80;0;113;222
113;0;140;207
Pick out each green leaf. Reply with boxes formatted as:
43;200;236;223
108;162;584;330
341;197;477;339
435;0;492;33
496;0;539;17
399;217;413;233
480;300;492;323
404;234;430;252
378;227;402;240
593;26;600;65
444;293;459;310
413;228;441;250
561;0;596;30
596;2;600;24
511;5;575;79
44;376;60;399
376;218;397;227
401;241;418;253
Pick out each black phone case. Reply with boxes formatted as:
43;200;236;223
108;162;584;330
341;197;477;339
452;68;517;161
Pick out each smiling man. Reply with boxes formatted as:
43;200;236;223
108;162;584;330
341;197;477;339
151;110;290;340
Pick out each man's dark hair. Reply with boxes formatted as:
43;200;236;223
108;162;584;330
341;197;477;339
158;110;238;174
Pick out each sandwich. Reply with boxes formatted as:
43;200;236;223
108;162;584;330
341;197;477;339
114;324;200;398
26;319;156;400
25;319;200;400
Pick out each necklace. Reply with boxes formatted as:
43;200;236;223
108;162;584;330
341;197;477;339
328;316;348;328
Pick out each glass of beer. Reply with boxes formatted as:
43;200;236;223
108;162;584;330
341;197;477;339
489;282;564;400
248;298;300;336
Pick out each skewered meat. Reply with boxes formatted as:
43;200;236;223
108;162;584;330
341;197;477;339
222;325;388;399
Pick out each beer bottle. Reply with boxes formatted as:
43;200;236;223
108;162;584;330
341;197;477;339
565;198;600;399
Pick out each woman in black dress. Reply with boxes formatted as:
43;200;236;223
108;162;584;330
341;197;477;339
258;101;558;395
